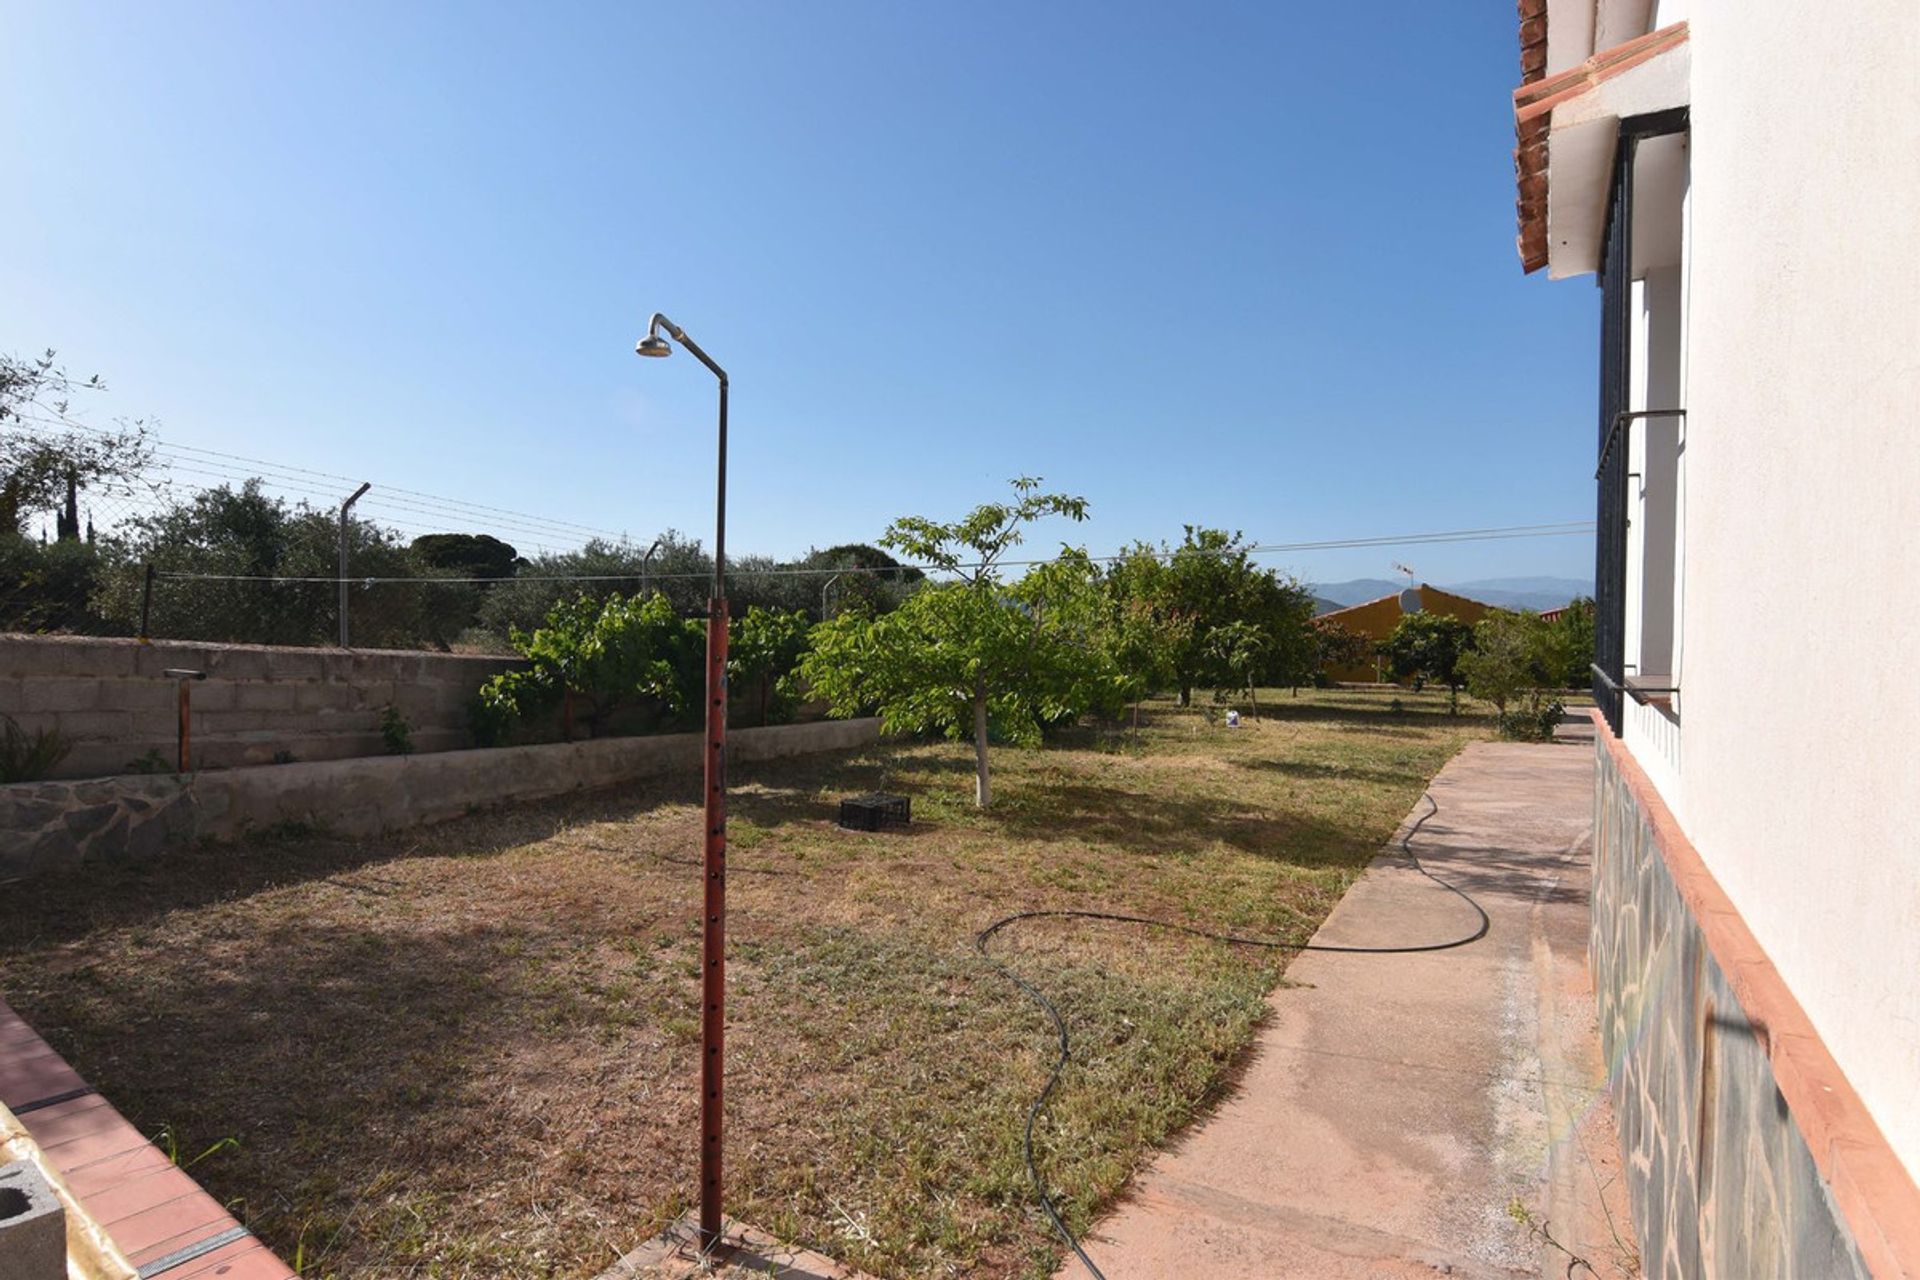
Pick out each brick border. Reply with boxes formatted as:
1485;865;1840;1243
1590;710;1920;1278
0;1000;294;1279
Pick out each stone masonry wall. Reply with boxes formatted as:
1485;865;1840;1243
0;634;523;780
1591;738;1869;1279
1;716;881;881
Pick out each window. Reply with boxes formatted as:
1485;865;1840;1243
1595;109;1688;733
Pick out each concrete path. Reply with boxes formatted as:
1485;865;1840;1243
1057;731;1637;1280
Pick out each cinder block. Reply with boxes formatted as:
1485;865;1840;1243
0;1159;66;1280
192;710;285;735
113;679;180;712
181;682;237;712
203;648;272;680
131;643;218;678
234;682;296;712
56;639;138;678
48;710;130;740
21;677;106;714
266;649;326;681
294;682;358;712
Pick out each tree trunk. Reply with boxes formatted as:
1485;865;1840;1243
971;682;991;809
1249;682;1259;721
1178;684;1192;707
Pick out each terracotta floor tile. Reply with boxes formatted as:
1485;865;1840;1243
83;1163;204;1226
167;1238;298;1279
18;1091;116;1143
0;1048;88;1109
40;1113;151;1173
114;1191;235;1262
64;1142;176;1198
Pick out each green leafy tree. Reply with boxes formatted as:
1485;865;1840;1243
1313;618;1375;682
411;533;520;579
803;542;923;619
1381;612;1476;712
1542;597;1596;688
1458;609;1567;740
800;477;1100;808
1457;611;1553;714
1098;547;1192;729
1;350;154;538
1208;619;1270;718
729;605;813;725
1111;527;1316;705
95;481;473;649
476;591;705;742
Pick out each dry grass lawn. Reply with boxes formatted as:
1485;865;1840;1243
0;688;1489;1279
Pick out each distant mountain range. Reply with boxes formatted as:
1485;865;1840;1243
1311;576;1591;614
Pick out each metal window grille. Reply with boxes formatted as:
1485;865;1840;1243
1593;108;1689;734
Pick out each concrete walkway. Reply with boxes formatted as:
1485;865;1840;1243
1058;731;1637;1280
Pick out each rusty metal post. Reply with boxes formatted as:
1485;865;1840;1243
700;595;729;1245
636;312;730;1248
165;669;205;772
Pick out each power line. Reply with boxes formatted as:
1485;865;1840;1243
9;413;633;545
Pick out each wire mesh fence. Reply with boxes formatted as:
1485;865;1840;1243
0;472;922;655
2;403;924;653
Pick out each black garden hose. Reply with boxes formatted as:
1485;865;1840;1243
973;793;1487;1280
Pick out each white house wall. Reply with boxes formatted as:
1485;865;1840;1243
1678;0;1920;1180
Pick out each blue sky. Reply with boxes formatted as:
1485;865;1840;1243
3;1;1598;587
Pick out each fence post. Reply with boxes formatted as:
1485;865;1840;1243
139;563;155;641
339;482;371;648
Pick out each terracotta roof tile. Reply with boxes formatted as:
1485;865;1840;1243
1510;21;1690;273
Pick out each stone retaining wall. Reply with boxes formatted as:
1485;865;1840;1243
0;633;523;780
1592;736;1871;1278
1;717;881;881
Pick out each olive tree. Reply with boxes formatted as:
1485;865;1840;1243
1;351;154;537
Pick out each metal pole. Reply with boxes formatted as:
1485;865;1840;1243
699;368;729;1248
821;573;841;621
638;314;731;1247
641;537;662;599
165;669;205;772
339;482;370;648
139;563;156;641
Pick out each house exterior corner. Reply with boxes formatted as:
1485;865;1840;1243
1510;1;1920;1275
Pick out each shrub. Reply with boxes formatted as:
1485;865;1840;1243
1457;610;1554;715
1;714;71;782
729;605;813;726
1495;693;1566;742
474;591;705;741
380;704;414;755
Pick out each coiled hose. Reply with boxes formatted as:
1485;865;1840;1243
973;793;1487;1280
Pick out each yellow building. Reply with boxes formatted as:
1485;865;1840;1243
1316;585;1496;683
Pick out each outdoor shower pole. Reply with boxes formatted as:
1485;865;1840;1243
636;313;730;1248
338;482;370;648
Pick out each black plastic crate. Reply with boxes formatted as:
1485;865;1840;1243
837;792;911;832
